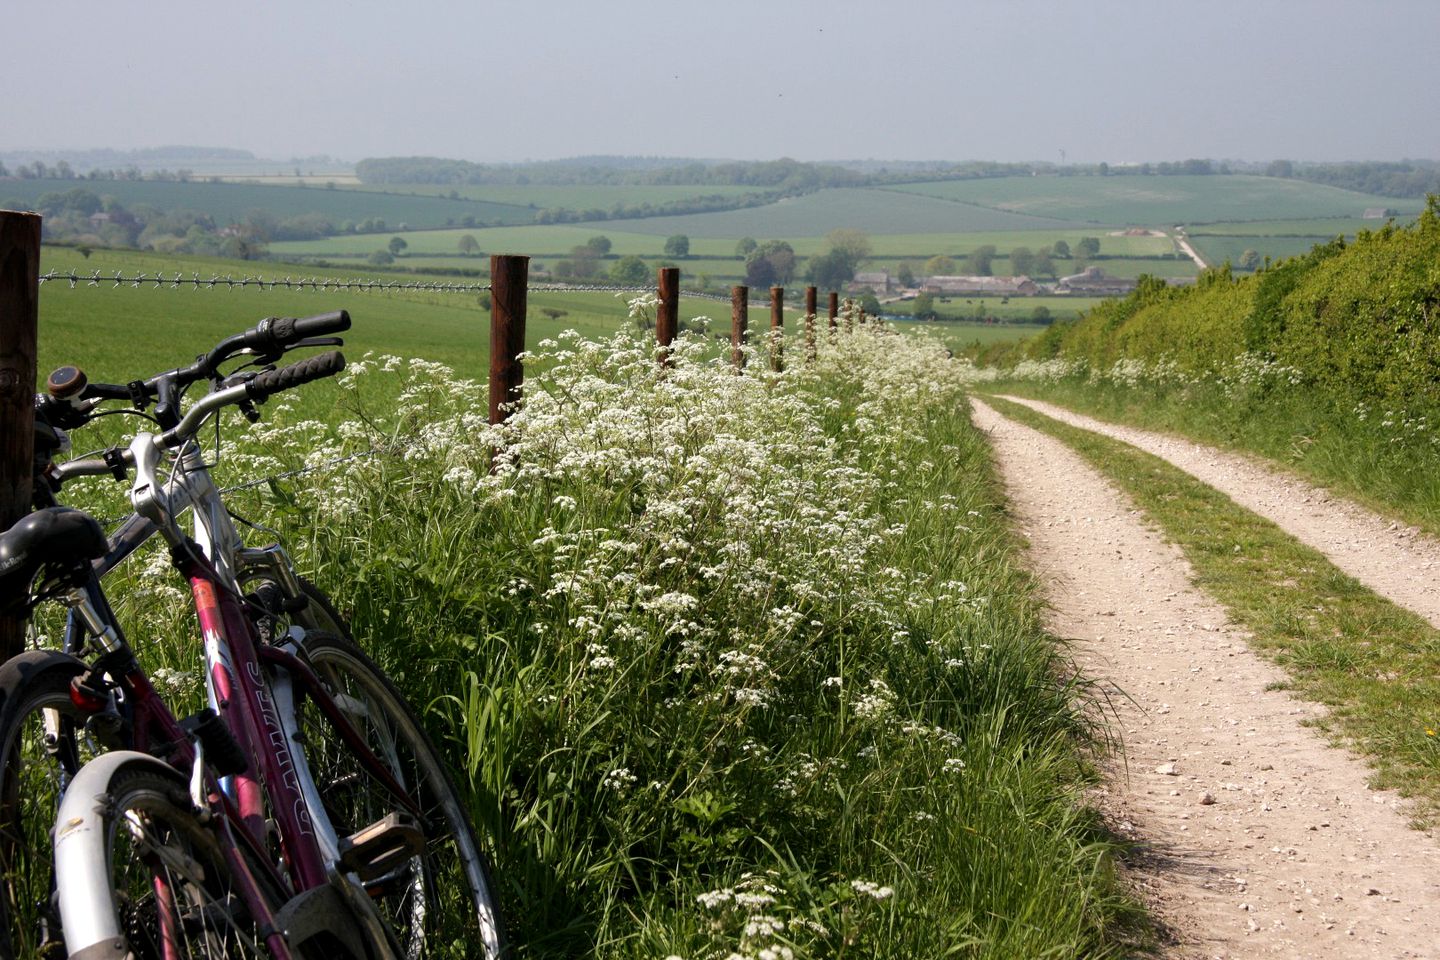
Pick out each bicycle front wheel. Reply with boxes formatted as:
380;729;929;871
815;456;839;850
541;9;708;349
285;629;508;959
55;756;271;959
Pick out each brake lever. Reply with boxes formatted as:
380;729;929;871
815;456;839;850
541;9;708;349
288;336;343;350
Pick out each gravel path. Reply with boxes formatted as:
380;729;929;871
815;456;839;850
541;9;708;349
970;397;1440;959
993;395;1440;632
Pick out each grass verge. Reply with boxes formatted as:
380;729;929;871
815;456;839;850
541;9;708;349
56;321;1150;957
982;395;1440;825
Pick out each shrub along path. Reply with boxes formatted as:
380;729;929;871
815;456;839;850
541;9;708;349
970;397;1440;959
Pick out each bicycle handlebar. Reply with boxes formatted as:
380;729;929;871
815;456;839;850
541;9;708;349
49;350;347;485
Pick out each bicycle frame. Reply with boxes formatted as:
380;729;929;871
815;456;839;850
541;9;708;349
52;419;421;956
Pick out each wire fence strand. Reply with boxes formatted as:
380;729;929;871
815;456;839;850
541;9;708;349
36;270;740;303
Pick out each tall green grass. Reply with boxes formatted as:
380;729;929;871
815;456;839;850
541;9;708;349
58;323;1143;957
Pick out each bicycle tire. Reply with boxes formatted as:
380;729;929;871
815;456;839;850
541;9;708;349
55;757;270;959
0;650;97;959
279;622;508;959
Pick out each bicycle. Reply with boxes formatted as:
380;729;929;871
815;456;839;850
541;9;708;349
0;312;507;958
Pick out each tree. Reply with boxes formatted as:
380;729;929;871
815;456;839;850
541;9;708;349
368;249;395;266
1031;305;1052;323
568;245;601;278
967;245;997;276
1052;239;1071;258
735;237;758;257
912;292;937;319
610;255;649;284
388;236;408;257
1097;162;1109;176
807;251;854;290
896;262;916;288
458;234;480;257
744;252;776;288
1076;236;1101;258
1266;159;1294;178
663;234;690;258
1238;248;1262;271
924;255;956;276
825;228;872;265
1009;246;1035;276
541;308;568;321
586;235;612;256
858;291;881;315
751;240;796;284
1032;251;1056;278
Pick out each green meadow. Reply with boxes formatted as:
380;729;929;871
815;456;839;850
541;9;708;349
887;174;1425;224
1;178;535;229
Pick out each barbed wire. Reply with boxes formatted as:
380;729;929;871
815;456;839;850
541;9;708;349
38;269;492;293
35;270;740;303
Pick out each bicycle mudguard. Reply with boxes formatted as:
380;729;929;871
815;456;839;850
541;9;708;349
52;751;183;959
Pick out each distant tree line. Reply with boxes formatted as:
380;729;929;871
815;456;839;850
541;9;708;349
1259;160;1440;199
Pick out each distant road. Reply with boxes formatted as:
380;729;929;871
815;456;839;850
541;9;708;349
1173;230;1207;269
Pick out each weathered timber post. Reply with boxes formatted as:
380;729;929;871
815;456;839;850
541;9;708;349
844;297;854;334
0;211;40;663
827;291;839;333
489;254;528;425
804;286;817;361
657;266;679;365
731;285;748;371
769;286;784;372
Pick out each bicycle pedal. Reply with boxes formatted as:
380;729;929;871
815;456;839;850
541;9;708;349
336;812;425;882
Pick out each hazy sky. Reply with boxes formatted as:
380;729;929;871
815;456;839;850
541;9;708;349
6;0;1436;164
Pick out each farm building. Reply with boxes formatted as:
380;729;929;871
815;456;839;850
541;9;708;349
1055;266;1136;296
1362;207;1397;219
848;271;891;294
921;275;1039;296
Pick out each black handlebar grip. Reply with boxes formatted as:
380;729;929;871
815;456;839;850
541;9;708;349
244;311;349;353
47;366;87;400
292;310;351;339
245;351;346;402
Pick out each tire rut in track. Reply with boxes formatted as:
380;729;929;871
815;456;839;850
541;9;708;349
971;397;1440;960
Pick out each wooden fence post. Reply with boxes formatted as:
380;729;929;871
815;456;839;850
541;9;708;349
769;286;784;372
731;285;748;371
0;211;40;664
489;254;528;425
827;292;839;333
844;297;854;333
804;286;817;360
657;266;679;364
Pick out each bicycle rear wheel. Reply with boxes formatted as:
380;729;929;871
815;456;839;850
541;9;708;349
0;650;98;959
283;628;508;959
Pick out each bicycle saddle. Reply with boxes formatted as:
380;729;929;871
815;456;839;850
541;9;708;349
0;507;107;613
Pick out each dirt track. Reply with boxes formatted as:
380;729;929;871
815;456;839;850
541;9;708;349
970;397;1440;959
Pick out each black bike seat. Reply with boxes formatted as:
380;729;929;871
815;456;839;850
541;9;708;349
0;507;107;611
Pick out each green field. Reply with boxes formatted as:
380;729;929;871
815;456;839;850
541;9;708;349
2;178;536;230
345;182;765;209
34;246;781;382
270;224;748;259
887;294;1109;323
886;175;1425;225
596;187;1080;237
272;224;1176;263
1186;216;1415;236
1187;234;1331;267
